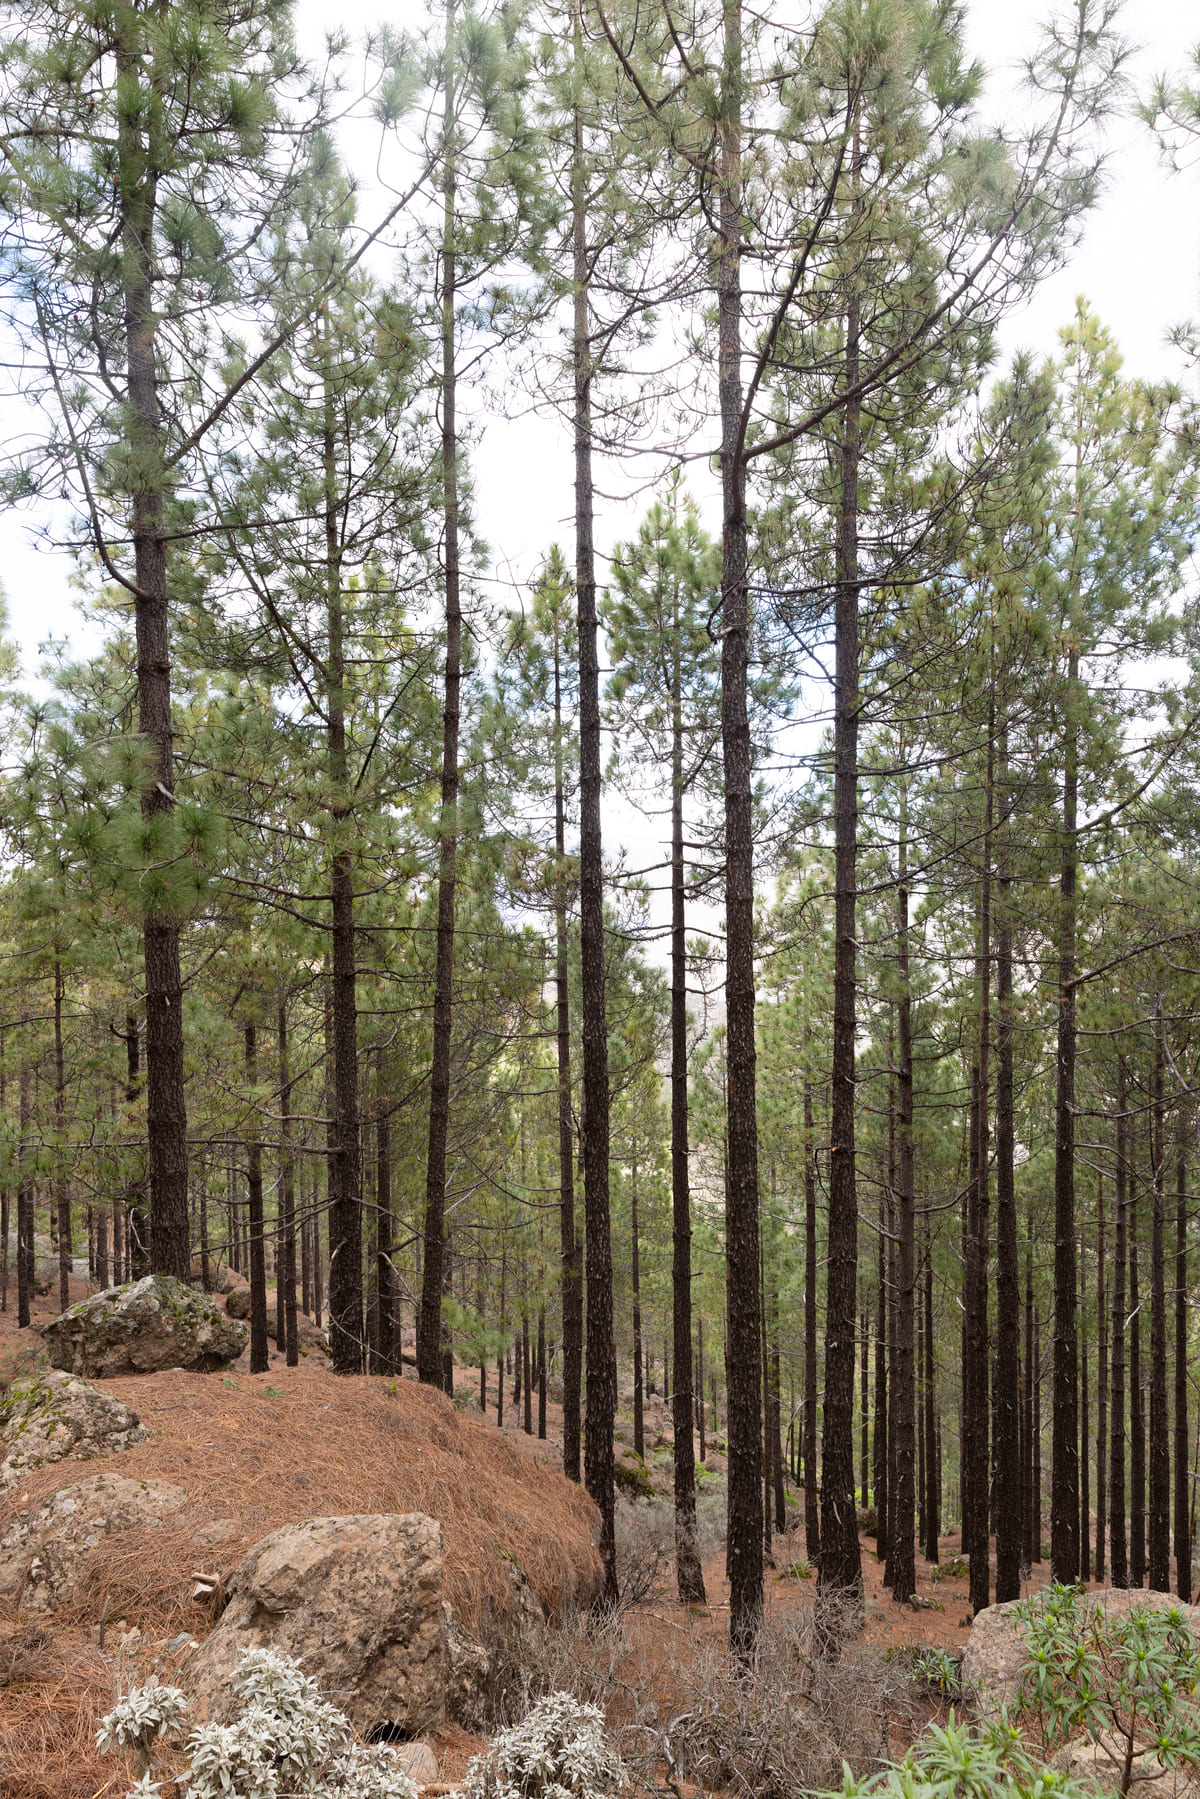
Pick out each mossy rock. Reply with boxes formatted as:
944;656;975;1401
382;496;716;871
613;1456;656;1501
42;1275;247;1377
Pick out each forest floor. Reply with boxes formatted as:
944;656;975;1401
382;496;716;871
0;1280;1191;1798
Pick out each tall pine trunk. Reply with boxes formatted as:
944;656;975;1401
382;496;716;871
115;13;189;1279
1175;1116;1190;1600
419;1;462;1387
804;1081;821;1563
1130;1185;1145;1588
717;0;764;1655
373;1050;393;1376
244;1024;268;1375
631;1152;644;1459
672;614;706;1600
820;275;864;1615
554;609;583;1483
1110;1082;1129;1586
966;742;993;1617
1149;1020;1170;1591
573;1;617;1606
17;1064;31;1328
994;728;1022;1600
1095;1175;1108;1582
923;1226;940;1563
324;349;363;1375
890;786;916;1602
1051;645;1080;1584
278;1002;298;1367
53;960;71;1313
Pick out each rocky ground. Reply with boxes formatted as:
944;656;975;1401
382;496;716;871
3;1273;1198;1799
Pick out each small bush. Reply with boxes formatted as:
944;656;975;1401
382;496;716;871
97;1647;419;1799
460;1690;624;1799
612;1459;656;1502
663;1607;906;1799
908;1647;964;1701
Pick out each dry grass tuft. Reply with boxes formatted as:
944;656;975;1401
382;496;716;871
0;1363;601;1642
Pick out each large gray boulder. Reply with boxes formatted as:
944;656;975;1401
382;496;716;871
41;1275;246;1376
0;1369;149;1489
964;1587;1200;1717
184;1513;448;1738
0;1471;187;1613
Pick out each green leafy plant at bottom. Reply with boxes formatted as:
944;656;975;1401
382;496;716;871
1011;1582;1200;1796
839;1714;1092;1799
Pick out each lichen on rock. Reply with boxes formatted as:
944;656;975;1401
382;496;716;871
0;1369;149;1488
0;1471;187;1613
41;1274;247;1377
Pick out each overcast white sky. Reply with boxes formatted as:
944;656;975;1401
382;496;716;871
1;0;1197;752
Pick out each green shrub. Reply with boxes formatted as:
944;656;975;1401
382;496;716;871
1012;1583;1200;1795
838;1714;1089;1799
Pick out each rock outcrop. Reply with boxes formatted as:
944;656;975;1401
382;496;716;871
190;1257;247;1297
964;1587;1200;1716
223;1289;327;1355
184;1513;449;1737
0;1472;187;1613
0;1370;149;1489
42;1275;246;1377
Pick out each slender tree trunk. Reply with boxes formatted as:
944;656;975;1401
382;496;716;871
632;1151;644;1459
1111;1072;1128;1585
1131;1187;1145;1588
820;274;865;1617
804;1081;821;1564
419;2;463;1387
672;627;705;1602
1033;1310;1043;1561
1081;1255;1091;1581
697;1314;706;1464
966;740;993;1616
994;766;1021;1600
860;1299;869;1511
53;959;71;1313
924;1223;939;1563
324;365;363;1373
373;1051;392;1376
1096;1175;1108;1583
17;1063;31;1328
114;16;189;1279
1024;1235;1035;1570
891;793;917;1602
572;3;616;1605
1175;1114;1190;1600
1051;645;1080;1584
873;1194;888;1565
538;1307;547;1439
523;1315;533;1435
717;0;764;1655
771;1315;786;1531
125;1015;149;1276
554;613;582;1483
244;1024;269;1375
1;1036;8;1313
1149;1019;1170;1591
96;1199;109;1291
278;1002;298;1367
